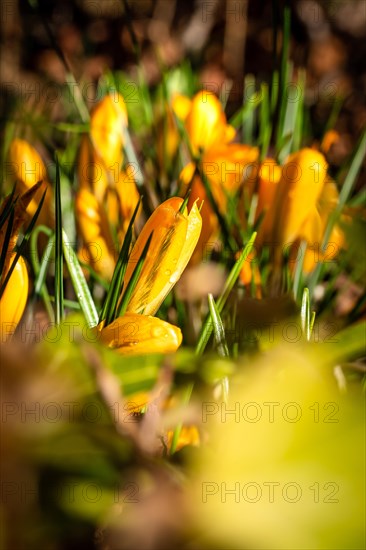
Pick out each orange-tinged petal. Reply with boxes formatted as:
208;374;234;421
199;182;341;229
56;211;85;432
274;148;328;244
122;198;190;315
0;255;28;342
89;93;127;170
185;91;230;155
99;313;182;355
256;158;282;245
298;207;323;245
8;138;47;189
78;136;110;201
75;188;116;280
203;144;259;193
320;130;340;154
7;139;53;221
116;165;141;236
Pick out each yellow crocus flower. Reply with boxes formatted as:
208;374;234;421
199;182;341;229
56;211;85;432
78;92;128;201
98;196;201;356
176;90;258;263
0;183;41;342
273;148;328;245
185;91;235;156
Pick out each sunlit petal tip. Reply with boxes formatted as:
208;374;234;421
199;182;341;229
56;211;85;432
99;313;182;355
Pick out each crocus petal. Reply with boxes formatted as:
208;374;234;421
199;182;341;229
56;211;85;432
203;143;259;193
172;94;192;121
89;93;127;170
116;164;141;237
99;312;182;355
0;255;28;342
75;188;116;280
7;139;53;221
299;207;323;245
274;148;328;244
185;91;230;155
255;158;282;246
8;138;47;188
78;137;110;201
122;197;202;316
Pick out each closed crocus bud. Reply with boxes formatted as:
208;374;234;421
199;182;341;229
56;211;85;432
273;148;328;245
75;188;116;280
7;139;52;222
78;93;127;200
121;197;202;316
99;312;182;355
89;93;127;170
299;179;344;273
0;255;28;342
185;91;235;156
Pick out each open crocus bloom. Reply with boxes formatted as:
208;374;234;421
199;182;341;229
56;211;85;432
99;197;202;355
120;197;202;316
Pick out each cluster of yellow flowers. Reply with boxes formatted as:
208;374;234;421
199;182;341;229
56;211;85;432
1;89;345;353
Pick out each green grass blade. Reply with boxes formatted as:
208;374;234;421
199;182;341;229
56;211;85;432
259;83;271;161
117;232;153;318
301;287;311;341
169;382;194;456
229;79;262;131
62;229;99;327
0;189;47;299
195;232;257;355
100;197;141;325
0;185;17;231
293;240;307;301
208;293;229;358
0;207;14;280
33;233;55;320
54;155;64;324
